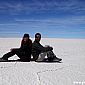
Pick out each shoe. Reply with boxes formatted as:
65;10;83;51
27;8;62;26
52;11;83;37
0;58;7;62
53;57;62;62
56;57;62;61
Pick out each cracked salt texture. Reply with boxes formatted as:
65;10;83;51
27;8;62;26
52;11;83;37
0;38;85;85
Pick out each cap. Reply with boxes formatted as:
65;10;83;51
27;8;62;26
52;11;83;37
23;34;29;38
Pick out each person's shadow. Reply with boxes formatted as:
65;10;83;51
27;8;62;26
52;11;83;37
36;61;63;63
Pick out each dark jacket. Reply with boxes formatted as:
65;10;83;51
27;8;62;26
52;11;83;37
20;38;32;57
32;40;53;61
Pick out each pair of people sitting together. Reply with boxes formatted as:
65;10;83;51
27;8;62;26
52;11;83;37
0;33;62;62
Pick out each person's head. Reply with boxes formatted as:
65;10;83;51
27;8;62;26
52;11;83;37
35;33;41;42
23;33;29;42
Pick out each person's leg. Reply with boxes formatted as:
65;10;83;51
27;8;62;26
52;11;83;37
2;51;15;60
32;53;39;61
19;55;31;62
47;51;54;61
2;48;21;60
36;52;47;61
47;51;62;61
15;49;31;62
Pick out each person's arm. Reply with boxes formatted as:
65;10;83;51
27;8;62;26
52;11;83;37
33;43;53;52
28;40;32;49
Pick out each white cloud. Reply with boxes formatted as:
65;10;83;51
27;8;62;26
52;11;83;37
0;14;85;27
0;0;85;15
14;15;85;26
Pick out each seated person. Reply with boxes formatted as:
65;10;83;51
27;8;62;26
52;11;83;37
32;33;62;62
0;34;32;62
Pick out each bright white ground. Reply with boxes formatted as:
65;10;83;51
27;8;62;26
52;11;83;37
0;38;85;85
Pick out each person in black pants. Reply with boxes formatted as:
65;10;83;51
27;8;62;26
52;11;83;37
32;33;62;62
1;34;32;62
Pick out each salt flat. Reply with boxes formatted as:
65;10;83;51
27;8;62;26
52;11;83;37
0;38;85;85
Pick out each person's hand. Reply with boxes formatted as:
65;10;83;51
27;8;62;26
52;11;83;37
50;47;53;50
48;47;53;51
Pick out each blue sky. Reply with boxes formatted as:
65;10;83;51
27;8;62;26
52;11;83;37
0;0;85;38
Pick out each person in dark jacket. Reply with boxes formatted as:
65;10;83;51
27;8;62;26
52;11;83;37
32;33;62;62
1;34;32;62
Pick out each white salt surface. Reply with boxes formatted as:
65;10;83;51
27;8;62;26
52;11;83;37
0;38;85;85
